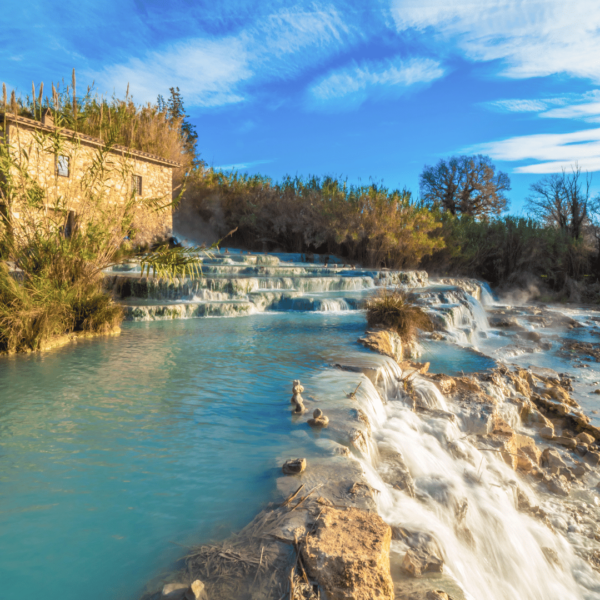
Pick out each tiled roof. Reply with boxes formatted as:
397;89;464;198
1;112;182;168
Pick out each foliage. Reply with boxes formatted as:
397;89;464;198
184;170;444;269
0;104;196;353
366;288;433;343
420;155;510;217
422;213;589;287
3;72;193;174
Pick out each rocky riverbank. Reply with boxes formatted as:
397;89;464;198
137;262;600;600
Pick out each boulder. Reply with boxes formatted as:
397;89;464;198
554;436;577;449
541;448;567;471
546;475;571;497
301;507;394;600
282;458;307;475
402;547;444;577
585;451;600;467
515;434;541;465
540;426;555;440
577;432;595;445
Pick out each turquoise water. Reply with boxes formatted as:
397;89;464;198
0;312;491;600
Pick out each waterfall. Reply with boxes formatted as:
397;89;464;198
345;359;600;600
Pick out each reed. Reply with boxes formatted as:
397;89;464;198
366;288;433;343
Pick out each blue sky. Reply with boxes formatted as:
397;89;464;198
3;0;600;212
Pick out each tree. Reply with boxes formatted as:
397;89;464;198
161;87;198;157
420;155;510;217
527;166;591;239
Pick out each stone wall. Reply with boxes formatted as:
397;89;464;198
4;118;175;244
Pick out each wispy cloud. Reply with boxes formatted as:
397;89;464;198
483;91;600;123
486;99;557;113
471;128;600;174
307;55;444;109
390;0;600;82
90;4;356;107
213;159;274;171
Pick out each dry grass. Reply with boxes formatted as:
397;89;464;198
366;288;433;343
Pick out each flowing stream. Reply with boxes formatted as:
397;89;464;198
3;259;600;599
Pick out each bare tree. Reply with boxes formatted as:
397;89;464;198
420;155;510;217
527;166;591;239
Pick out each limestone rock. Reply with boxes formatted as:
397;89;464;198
541;448;567;471
577;432;595;445
308;408;329;428
515;434;541;465
431;374;456;395
162;583;188;599
282;458;307;475
554;436;577;449
540;426;555;440
401;547;444;577
358;329;403;362
291;380;307;414
186;580;207;600
585;451;600;467
426;593;450;600
546;474;571;497
301;507;394;600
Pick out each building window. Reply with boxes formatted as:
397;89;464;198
57;155;70;177
132;174;142;196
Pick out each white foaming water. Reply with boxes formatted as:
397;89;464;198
480;283;497;307
315;299;351;312
349;360;600;600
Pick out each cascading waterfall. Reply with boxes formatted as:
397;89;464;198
347;356;600;600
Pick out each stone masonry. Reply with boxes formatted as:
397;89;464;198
1;111;180;244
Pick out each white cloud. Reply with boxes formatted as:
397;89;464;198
541;100;600;123
307;56;444;109
213;159;273;170
487;99;551;113
390;0;600;82
471;128;600;174
90;5;355;107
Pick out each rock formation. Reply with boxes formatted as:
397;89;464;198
301;506;394;600
282;458;307;475
291;379;307;414
308;408;329;427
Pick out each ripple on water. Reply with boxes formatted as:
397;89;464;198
0;312;371;600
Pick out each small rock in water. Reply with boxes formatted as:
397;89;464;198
541;547;562;569
290;380;307;414
185;580;207;600
540;426;555;440
308;408;329;427
282;458;306;475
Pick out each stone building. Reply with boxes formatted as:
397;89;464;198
0;110;180;243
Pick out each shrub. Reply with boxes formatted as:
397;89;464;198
183;171;444;268
366;289;433;343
